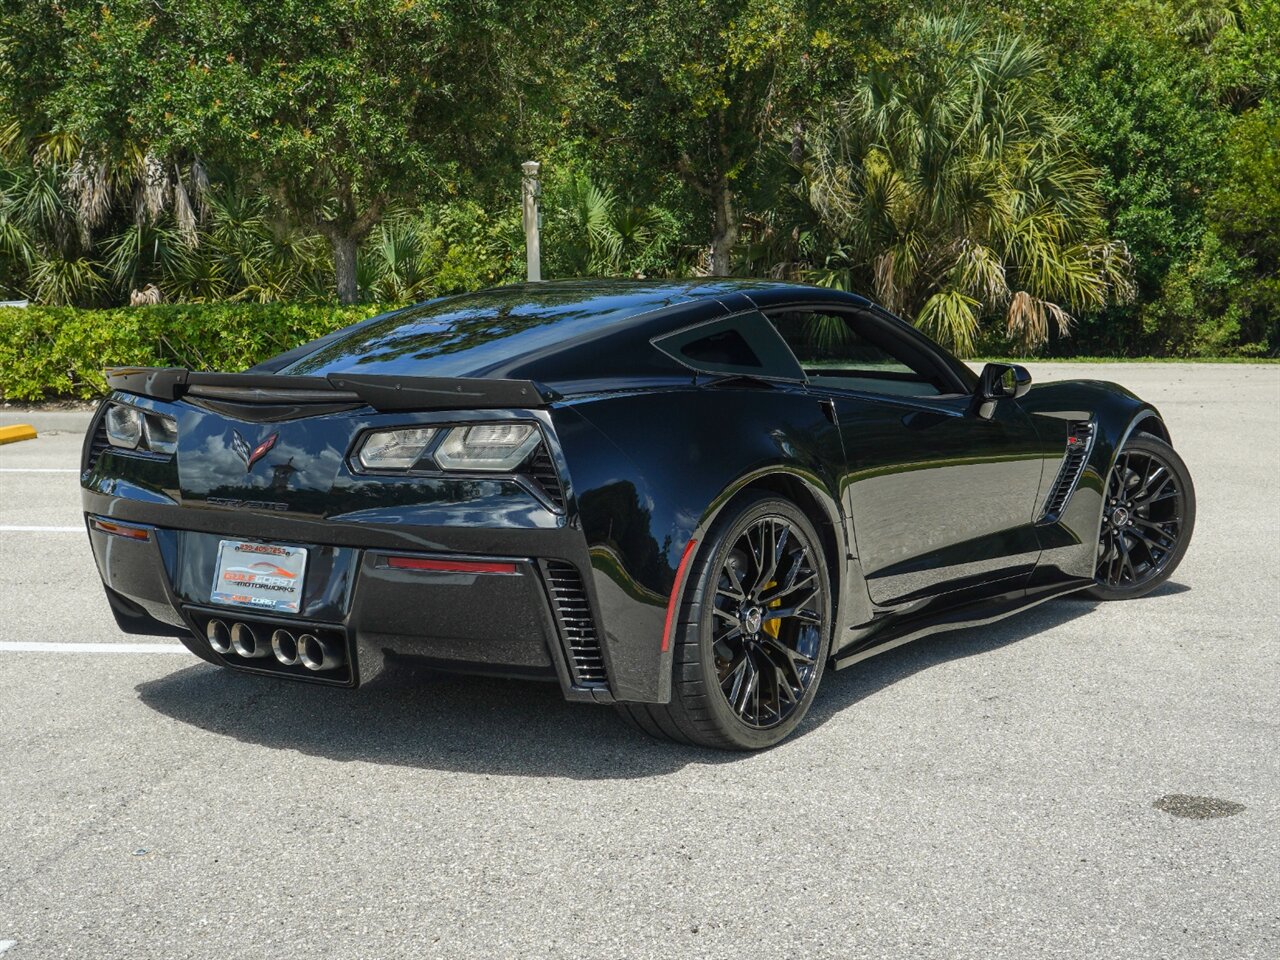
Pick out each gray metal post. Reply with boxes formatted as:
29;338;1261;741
521;161;542;282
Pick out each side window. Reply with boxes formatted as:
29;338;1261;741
652;312;804;380
768;309;947;397
679;327;762;369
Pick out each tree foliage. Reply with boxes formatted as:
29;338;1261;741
797;15;1133;353
3;0;514;303
1037;0;1277;354
0;0;1275;356
569;0;882;275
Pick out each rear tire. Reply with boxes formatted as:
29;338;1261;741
617;494;832;750
1086;432;1195;601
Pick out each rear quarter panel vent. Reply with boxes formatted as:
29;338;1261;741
541;560;607;687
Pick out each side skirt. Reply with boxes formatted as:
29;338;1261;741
827;579;1092;671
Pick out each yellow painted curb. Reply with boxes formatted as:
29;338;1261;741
0;424;38;445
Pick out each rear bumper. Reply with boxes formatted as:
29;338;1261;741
83;497;618;703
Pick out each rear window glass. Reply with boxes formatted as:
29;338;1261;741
278;285;694;377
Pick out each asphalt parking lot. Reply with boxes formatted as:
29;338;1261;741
1;362;1277;959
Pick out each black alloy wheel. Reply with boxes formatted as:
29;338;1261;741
1088;432;1195;601
617;494;832;750
711;515;824;729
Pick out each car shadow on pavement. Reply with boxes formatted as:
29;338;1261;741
134;584;1184;778
136;661;727;781
811;578;1187;727
808;595;1096;727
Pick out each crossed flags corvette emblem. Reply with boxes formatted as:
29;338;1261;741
230;430;279;473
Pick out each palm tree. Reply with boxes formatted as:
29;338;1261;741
0;158;105;304
360;215;431;304
201;185;329;303
547;174;683;279
800;14;1134;353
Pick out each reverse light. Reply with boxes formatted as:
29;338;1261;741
434;423;540;472
356;427;437;470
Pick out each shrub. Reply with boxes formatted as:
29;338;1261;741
0;303;386;401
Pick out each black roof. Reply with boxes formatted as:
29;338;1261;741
263;279;874;391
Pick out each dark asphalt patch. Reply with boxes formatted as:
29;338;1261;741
1152;794;1246;819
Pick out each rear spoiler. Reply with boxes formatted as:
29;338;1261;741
104;367;559;412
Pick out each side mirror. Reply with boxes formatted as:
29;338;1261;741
976;362;1031;418
979;362;1032;401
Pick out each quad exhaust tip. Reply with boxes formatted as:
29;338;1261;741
271;629;299;666
206;619;232;655
299;633;345;672
230;622;271;658
205;618;344;671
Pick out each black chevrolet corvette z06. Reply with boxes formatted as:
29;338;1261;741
82;280;1195;749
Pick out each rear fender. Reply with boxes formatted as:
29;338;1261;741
552;384;846;702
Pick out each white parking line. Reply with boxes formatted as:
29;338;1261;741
0;468;78;473
0;526;82;532
0;642;188;654
0;940;16;954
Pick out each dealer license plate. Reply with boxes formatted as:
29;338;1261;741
210;540;308;614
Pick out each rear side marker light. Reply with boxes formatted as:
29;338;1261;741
661;538;699;652
90;518;150;541
385;556;519;575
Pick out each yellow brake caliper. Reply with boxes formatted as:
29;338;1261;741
763;580;782;638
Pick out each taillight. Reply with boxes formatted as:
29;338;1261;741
104;404;143;448
355;427;438;470
434;423;541;472
350;421;544;475
104;402;177;456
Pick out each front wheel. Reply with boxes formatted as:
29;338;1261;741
617;495;832;750
1087;432;1195;601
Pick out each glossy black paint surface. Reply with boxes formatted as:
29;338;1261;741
825;391;1048;606
84;280;1174;705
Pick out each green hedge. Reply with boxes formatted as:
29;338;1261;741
0;303;388;401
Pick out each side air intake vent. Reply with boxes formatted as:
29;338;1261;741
523;446;566;512
1039;421;1095;523
542;561;606;687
